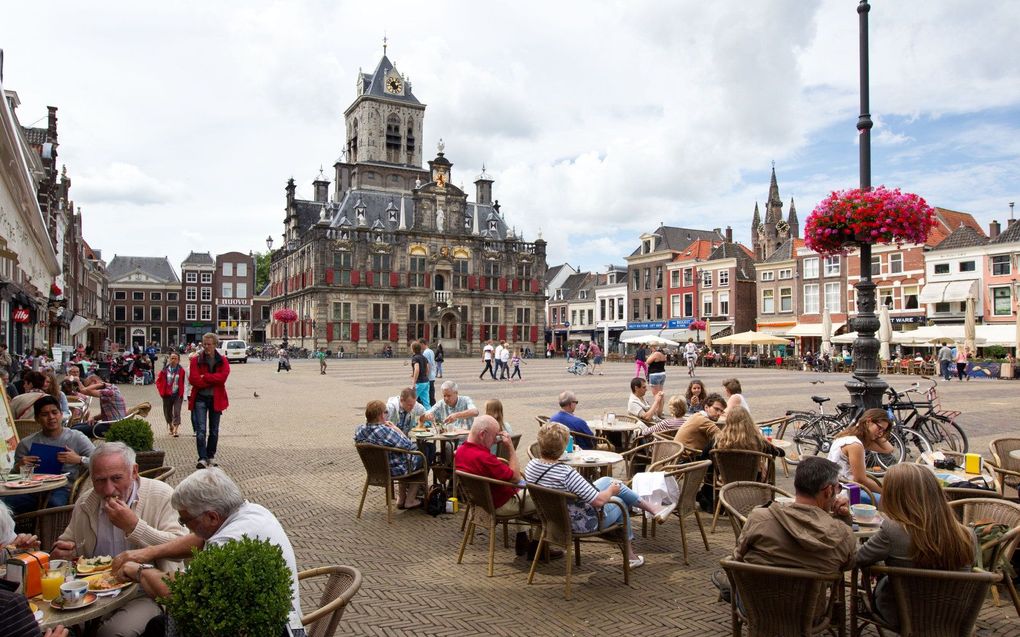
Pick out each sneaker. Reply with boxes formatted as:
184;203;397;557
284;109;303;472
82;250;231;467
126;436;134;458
711;569;731;602
196;459;208;469
653;502;677;524
208;459;218;467
629;555;645;569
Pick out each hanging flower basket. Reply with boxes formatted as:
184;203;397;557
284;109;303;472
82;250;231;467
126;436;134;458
273;308;298;323
689;320;707;332
804;186;937;256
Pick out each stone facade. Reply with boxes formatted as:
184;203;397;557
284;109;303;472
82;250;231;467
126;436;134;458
107;256;181;350
268;51;548;356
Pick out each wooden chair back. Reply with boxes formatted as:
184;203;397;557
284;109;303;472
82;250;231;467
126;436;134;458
138;466;176;482
14;419;40;440
528;442;541;461
711;448;774;485
455;470;502;517
70;468;91;503
299;565;363;637
525;482;576;549
719;481;793;539
943;486;1003;502
667;460;712;518
355;443;396;487
14;505;76;551
495;433;522;463
865;565;1001;637
535;415;551;426
949;498;1020;529
989;437;1020;495
721;558;844;637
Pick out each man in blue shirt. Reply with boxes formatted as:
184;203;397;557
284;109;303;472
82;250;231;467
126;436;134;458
549;391;597;450
421;338;438;406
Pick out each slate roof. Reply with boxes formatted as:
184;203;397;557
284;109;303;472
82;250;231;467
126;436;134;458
21;127;47;145
763;238;806;263
708;242;757;281
629;226;724;257
991;220;1020;244
557;272;594;302
545;264;569;286
356;55;422;106
931;224;989;251
107;256;180;283
181;251;214;266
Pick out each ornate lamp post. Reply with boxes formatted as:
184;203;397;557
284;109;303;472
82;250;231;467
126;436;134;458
845;0;887;410
266;235;289;349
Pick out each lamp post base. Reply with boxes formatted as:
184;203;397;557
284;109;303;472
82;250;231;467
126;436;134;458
845;374;888;412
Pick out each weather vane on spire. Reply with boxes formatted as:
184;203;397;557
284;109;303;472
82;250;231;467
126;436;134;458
383;34;388;56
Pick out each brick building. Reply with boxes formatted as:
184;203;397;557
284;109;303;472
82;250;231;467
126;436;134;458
697;240;757;336
214;251;255;340
180;252;215;344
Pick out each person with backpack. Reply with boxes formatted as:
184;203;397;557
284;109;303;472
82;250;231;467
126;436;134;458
354;400;423;509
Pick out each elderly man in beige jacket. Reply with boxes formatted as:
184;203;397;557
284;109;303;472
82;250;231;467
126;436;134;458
51;442;185;637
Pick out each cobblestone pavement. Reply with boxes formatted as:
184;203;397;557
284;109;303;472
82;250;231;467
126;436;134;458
119;357;1020;636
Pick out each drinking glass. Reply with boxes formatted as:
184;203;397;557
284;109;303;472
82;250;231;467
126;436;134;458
19;463;35;481
41;570;64;601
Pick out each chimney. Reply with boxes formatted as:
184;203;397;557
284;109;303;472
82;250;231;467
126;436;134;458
989;220;1000;240
725;226;733;243
312;169;329;204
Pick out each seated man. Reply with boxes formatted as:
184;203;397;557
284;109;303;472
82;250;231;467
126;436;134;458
627;377;664;422
420;381;479;430
386;387;428;435
51;442;186;637
454;415;536;518
673;393;726;454
71;382;128;437
9;370;46;419
355;400;424;509
112;468;302;630
549;391;597;450
6;397;94;514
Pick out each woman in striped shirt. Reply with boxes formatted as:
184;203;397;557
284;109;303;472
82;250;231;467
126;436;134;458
524;422;674;569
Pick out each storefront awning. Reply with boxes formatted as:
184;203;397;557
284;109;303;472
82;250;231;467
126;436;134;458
918;280;978;304
69;315;91;337
786;322;847;338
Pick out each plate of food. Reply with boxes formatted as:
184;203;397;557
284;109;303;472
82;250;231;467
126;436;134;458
75;555;113;574
31;474;67;483
2;480;38;489
84;572;131;593
49;592;98;610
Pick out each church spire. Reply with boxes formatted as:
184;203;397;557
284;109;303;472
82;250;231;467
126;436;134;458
751;202;761;231
788;197;800;238
764;163;783;224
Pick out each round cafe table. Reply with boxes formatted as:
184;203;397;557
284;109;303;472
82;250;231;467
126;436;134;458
1008;449;1020;461
590;419;643;450
38;583;142;630
561;450;624;479
0;475;69;509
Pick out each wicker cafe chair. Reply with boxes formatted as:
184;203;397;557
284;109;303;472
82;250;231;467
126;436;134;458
354;443;428;524
710;449;775;533
525;481;631;600
850;565;1001;637
14;418;41;441
943;486;1004;502
838;480;878;507
719;481;793;542
988;437;1020;497
646;460;712;564
70;468;91;503
14;505;75;551
721;558;846;637
621;440;686;480
298;565;363;637
535;415;551;426
138;466;176;483
948;498;1020;616
495;433;523;463
569;430;615;452
455;470;535;577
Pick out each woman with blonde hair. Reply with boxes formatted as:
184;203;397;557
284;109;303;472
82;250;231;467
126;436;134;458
636;395;688;437
484;399;513;453
857;463;975;630
827;408;894;502
712;406;784;481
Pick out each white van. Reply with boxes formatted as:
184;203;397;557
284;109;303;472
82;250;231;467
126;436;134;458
218;339;248;363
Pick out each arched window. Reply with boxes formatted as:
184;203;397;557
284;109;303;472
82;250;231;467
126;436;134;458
405;118;416;159
386;114;401;162
348;118;359;162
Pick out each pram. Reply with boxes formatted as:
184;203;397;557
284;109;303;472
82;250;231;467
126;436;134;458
567;357;589;375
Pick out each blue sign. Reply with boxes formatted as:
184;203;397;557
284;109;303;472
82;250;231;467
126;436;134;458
626;321;666;330
667;318;694;329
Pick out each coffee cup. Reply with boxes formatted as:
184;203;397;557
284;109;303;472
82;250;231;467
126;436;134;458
60;580;89;606
850;503;877;521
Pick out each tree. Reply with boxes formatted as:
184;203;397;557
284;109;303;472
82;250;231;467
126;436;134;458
254;251;271;294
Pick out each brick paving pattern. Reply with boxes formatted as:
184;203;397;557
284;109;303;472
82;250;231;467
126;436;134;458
119;357;1019;636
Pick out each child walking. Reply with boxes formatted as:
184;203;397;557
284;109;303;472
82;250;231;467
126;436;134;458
510;349;523;381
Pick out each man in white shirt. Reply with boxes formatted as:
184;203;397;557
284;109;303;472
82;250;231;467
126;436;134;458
112;468;301;625
499;341;511;380
493;342;505;379
479;341;495;380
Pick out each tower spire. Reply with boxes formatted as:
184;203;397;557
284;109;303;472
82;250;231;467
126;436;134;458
382;34;388;56
788;197;800;238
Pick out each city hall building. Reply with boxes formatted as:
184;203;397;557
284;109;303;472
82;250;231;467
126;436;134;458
267;49;548;356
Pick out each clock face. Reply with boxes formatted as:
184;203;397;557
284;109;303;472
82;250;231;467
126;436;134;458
386;76;403;94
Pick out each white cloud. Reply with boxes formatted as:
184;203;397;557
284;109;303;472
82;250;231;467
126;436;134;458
74;162;182;205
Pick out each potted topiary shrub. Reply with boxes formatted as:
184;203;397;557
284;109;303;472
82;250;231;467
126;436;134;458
102;416;165;473
162;537;293;637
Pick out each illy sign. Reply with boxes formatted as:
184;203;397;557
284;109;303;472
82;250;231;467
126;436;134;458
12;308;30;323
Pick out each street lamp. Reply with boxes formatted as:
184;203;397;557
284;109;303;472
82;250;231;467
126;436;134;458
845;0;889;410
266;235;289;349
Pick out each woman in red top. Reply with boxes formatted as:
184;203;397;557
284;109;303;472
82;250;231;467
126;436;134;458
156;352;187;437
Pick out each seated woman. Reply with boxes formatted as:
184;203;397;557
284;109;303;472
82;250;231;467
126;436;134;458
524;422;672;569
354;400;424;509
685;378;708;415
637;395;687;437
856;463;976;631
827;408;893;503
722;378;750;416
43;371;70;421
711;406;784;481
484;398;513;454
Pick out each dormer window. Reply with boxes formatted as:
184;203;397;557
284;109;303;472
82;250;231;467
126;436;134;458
555;289;564;300
578;290;588;300
464;214;472;230
339;229;350;240
489;219;498;232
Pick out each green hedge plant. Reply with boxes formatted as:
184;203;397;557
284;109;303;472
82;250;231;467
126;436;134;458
162;536;293;637
102;417;154;452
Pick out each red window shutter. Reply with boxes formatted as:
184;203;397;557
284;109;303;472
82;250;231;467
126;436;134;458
498;277;508;292
390;272;399;288
465;323;472;341
367;323;375;341
512;326;519;341
467;275;477;290
389;323;399;342
366;271;374;287
423;323;430;340
530;326;538;343
351;270;360;286
326;323;334;341
530;279;540;294
351;322;360;342
512;278;520;292
424;273;431;288
325;269;334;284
498;325;507;341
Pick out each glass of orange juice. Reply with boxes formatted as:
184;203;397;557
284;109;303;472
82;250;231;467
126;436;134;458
41;569;64;601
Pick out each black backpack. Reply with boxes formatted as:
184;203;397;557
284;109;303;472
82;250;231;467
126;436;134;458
425;481;448;517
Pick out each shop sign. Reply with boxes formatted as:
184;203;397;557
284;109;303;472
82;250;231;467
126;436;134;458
890;315;926;324
627;321;666;330
667;318;693;329
12;308;30;323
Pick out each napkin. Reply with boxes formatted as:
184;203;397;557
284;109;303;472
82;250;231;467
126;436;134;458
632;471;678;507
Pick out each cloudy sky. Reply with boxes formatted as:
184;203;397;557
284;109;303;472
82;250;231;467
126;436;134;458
3;1;1018;274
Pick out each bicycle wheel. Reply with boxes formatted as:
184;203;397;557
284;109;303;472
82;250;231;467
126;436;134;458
919;414;969;453
792;416;841;463
867;429;931;476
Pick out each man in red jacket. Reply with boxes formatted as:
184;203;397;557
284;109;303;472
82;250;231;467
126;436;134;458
189;333;230;469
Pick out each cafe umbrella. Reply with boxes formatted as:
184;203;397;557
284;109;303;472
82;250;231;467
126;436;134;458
879;305;892;361
964;296;977;354
821;308;833;357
